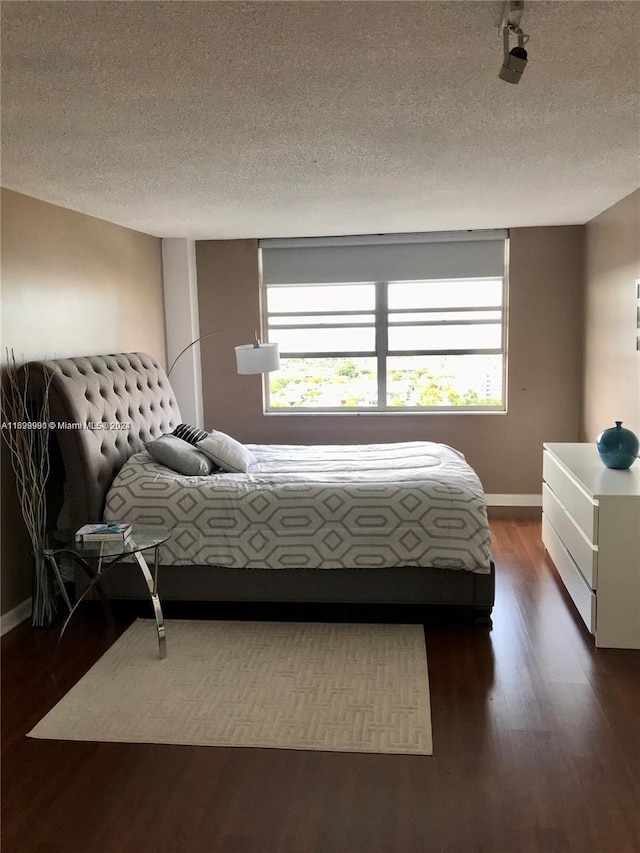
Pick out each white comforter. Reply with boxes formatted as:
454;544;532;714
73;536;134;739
105;441;491;572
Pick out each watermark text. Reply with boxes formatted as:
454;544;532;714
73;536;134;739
1;421;132;431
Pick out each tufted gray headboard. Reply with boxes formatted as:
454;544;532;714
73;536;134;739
27;353;181;528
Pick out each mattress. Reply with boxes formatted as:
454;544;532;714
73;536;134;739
104;441;491;572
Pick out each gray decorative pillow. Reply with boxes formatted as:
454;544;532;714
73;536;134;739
197;430;257;473
146;435;215;476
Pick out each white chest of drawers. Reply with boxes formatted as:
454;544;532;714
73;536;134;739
542;443;640;649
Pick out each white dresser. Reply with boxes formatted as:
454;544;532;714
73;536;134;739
542;443;640;649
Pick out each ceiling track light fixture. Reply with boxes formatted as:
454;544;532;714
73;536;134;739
499;0;530;84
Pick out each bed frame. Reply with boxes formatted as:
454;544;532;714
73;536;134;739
29;353;495;619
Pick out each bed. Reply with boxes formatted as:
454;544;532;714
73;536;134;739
29;352;495;620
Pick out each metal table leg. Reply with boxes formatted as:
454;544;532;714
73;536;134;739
44;554;73;613
56;555;115;647
133;548;167;659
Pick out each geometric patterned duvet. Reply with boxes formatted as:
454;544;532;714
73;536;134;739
105;441;491;573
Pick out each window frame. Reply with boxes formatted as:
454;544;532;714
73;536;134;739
263;277;508;413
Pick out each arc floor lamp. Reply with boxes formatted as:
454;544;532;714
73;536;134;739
167;328;280;378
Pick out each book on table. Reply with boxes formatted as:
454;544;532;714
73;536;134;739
75;522;133;542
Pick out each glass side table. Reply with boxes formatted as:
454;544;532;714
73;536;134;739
44;527;171;659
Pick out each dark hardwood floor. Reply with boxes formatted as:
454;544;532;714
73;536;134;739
2;517;640;853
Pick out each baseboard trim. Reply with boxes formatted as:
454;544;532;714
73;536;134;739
486;494;542;507
1;598;32;636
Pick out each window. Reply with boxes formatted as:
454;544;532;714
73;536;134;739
261;232;507;412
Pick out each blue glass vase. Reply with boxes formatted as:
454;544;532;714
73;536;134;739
596;421;639;469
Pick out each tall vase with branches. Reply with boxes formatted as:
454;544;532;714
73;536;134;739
1;349;57;627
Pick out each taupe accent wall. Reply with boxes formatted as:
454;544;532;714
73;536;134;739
1;189;166;616
197;227;584;495
583;189;640;441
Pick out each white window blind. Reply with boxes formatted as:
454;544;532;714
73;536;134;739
260;231;507;285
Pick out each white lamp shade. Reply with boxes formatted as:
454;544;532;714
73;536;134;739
235;342;280;374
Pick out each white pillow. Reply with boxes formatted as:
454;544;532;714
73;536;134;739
197;430;257;473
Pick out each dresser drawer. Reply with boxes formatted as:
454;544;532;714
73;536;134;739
543;451;598;543
542;515;596;634
542;484;598;589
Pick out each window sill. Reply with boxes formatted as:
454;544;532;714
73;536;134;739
264;409;508;416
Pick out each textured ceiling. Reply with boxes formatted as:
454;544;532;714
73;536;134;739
2;1;639;239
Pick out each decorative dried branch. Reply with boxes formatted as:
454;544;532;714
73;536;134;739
1;349;56;626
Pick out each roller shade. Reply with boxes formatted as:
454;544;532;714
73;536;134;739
260;231;508;285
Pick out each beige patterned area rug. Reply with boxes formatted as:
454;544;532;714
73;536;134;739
29;619;432;755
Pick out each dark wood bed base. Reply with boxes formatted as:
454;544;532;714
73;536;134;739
29;353;495;617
